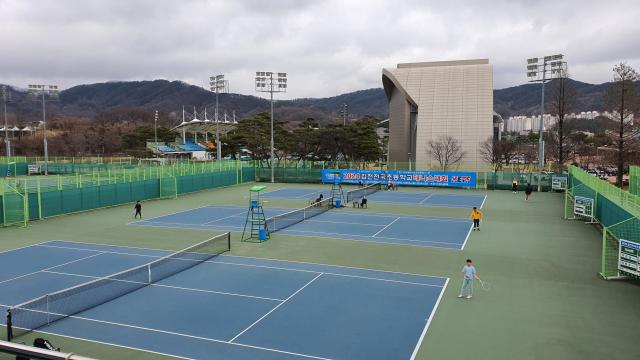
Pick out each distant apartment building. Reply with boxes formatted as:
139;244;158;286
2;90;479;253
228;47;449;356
382;59;493;170
504;111;634;134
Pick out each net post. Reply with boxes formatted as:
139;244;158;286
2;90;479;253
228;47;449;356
227;232;231;251
6;309;13;342
148;265;152;284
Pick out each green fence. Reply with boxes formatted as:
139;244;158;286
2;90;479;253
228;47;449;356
630;165;640;196
479;171;555;191
0;162;255;227
0;163;28;177
256;167;323;183
565;165;640;279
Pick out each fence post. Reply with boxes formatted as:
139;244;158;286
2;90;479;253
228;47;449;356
601;226;607;277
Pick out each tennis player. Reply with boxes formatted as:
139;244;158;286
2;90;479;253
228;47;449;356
525;183;533;200
458;259;480;299
469;206;483;231
511;178;518;193
134;200;142;219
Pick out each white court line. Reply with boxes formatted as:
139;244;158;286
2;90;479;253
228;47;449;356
479;194;487;209
5;308;329;360
130;218;466;249
274;230;464;250
0;317;194;360
460;223;474;250
127;204;213;226
333;210;472;223
259;186;287;196
212;261;443;288
229;273;324;343
418;193;434;204
202;210;247;225
130;221;243;231
372;199;479;208
0;252;105;286
278;228;461;246
0;241;50;255
41;240;450;280
36;243;442;287
372;217;401;237
43;270;284;302
294;190;323;199
410;278;450;360
305;218;386;227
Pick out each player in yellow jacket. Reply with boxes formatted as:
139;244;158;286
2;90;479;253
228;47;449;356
469;207;483;231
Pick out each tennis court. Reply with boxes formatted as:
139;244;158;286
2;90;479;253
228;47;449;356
0;240;447;360
131;205;472;249
263;187;486;208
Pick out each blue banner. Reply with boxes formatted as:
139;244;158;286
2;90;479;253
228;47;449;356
321;169;476;188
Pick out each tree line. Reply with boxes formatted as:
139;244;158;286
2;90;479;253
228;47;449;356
1;109;385;168
223;113;384;167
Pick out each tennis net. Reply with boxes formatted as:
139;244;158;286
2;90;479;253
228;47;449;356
267;197;334;232
6;232;230;341
346;183;381;202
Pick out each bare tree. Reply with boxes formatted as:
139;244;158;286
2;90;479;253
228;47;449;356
428;135;466;171
605;62;639;187
480;137;518;171
549;75;575;171
545;119;577;167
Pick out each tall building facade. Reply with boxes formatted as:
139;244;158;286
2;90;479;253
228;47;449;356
382;59;493;170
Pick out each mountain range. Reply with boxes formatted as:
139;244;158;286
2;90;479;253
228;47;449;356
1;78;636;125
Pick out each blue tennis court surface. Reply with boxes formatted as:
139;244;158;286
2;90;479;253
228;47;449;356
0;242;448;360
263;188;486;208
132;205;472;249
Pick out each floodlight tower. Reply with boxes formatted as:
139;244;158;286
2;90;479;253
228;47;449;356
2;86;10;156
526;55;567;191
255;72;287;183
209;75;229;161
28;84;59;175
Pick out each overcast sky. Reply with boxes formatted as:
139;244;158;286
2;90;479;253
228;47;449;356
1;0;639;98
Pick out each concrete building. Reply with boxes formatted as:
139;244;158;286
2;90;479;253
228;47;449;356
382;59;493;170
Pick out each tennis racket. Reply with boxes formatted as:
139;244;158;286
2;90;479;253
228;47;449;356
479;279;491;291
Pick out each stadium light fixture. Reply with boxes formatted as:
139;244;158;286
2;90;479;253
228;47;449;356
255;71;287;183
209;74;229;161
526;54;567;191
27;84;59;175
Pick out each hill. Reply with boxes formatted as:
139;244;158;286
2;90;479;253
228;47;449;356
2;78;639;125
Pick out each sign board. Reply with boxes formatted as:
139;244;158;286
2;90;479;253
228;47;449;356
618;239;640;277
321;169;476;188
573;196;594;220
27;164;41;175
552;175;568;191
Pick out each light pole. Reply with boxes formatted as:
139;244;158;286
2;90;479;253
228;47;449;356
2;86;10;157
28;84;59;175
341;103;348;126
154;110;158;157
526;55;567;191
209;75;229;161
255;72;287;183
